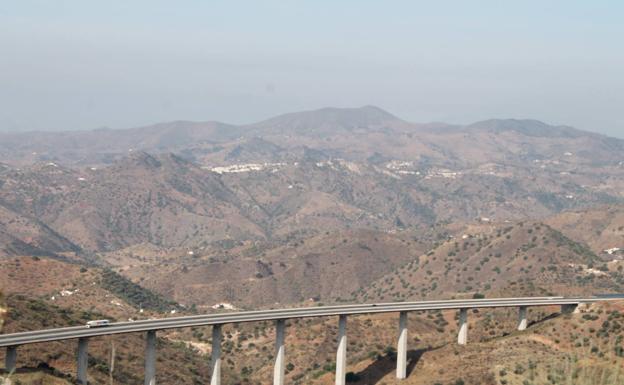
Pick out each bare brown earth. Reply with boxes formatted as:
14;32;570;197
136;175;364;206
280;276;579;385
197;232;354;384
0;107;623;258
1;106;623;169
341;301;624;385
1;250;624;385
546;205;624;255
1;107;624;384
354;220;624;304
0;258;135;320
0;294;210;385
112;228;434;308
4;151;615;256
3;276;624;385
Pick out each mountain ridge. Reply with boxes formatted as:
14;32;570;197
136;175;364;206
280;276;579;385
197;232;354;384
2;106;622;168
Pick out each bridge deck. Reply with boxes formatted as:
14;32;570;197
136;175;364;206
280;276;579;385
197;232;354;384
0;296;608;346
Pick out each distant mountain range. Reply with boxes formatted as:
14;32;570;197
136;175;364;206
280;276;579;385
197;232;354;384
3;107;624;384
1;106;623;306
1;106;622;252
1;106;622;167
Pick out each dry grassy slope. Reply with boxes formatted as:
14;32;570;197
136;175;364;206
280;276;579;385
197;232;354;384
221;160;437;234
353;221;624;303
131;302;624;385
116;229;434;308
426;119;622;166
0;289;484;385
164;304;497;385
0;120;241;167
1;147;622;257
0;153;266;252
1;154;435;256
326;301;624;385
58;152;264;251
0;205;80;257
1;106;623;170
546;205;624;255
248;106;406;135
250;115;624;168
218;157;622;239
0;294;211;385
0;164;82;257
0;257;178;320
0;255;453;385
3;299;623;385
3;255;624;385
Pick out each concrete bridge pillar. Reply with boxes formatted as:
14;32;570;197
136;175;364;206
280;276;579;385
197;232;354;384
144;330;156;385
274;320;286;385
77;337;89;384
5;345;17;373
210;325;222;385
335;315;347;385
517;306;528;331
457;309;468;345
396;311;408;379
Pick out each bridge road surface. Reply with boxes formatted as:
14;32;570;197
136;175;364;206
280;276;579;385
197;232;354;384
2;296;622;385
0;296;607;346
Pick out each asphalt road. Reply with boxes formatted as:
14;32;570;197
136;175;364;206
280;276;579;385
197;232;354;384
0;296;611;347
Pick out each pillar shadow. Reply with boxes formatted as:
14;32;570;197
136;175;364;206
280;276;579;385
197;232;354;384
351;346;441;384
527;311;560;328
2;364;73;380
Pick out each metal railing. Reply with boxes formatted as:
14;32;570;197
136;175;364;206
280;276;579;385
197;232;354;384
0;296;609;384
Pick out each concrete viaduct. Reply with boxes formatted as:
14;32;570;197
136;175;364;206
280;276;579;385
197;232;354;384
0;296;609;384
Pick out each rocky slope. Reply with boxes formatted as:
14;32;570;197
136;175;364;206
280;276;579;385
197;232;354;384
3;260;623;385
353;220;624;303
1;106;623;169
546;205;624;256
1;151;621;256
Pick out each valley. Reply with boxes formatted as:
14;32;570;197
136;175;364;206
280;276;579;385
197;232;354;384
2;107;624;384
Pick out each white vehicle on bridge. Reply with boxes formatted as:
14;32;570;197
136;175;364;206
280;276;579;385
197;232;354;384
2;296;618;385
85;319;110;328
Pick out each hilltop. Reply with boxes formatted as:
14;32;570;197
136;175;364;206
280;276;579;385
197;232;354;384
338;300;624;385
0;257;178;317
0;150;623;309
0;106;622;168
1;107;624;384
0;294;209;385
546;205;624;256
0;107;622;262
3;263;624;385
353;220;624;303
116;228;433;308
0;151;621;256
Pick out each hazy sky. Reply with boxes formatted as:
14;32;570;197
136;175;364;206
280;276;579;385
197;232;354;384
1;1;623;137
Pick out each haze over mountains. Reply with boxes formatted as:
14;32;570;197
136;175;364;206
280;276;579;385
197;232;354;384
2;106;624;384
1;106;622;167
1;106;623;305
